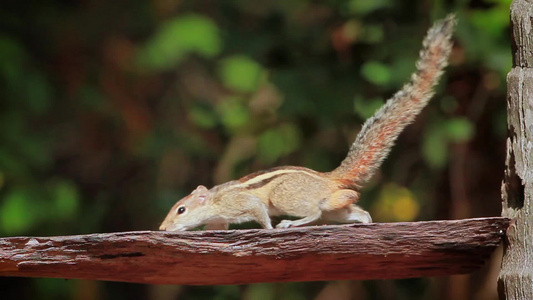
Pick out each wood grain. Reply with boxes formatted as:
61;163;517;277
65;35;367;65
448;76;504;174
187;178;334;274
0;217;508;285
498;1;533;298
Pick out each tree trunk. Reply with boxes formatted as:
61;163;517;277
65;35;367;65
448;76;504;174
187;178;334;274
498;1;533;298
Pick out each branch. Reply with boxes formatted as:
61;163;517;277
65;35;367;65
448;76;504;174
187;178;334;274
0;217;508;285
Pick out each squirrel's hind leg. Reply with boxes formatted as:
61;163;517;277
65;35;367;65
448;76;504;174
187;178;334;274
320;189;359;211
323;204;372;224
276;210;322;229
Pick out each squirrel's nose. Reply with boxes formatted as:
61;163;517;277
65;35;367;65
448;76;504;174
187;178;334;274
159;224;166;231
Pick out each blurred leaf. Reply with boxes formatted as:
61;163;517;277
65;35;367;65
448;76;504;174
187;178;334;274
244;283;276;300
0;35;51;115
388;55;417;86
0;35;26;85
0;188;38;234
361;24;384;43
213;285;240;300
16;137;52;169
445;117;474;142
34;278;74;300
470;6;510;37
372;183;419;222
176;129;213;156
79;86;106;111
486;48;513;77
219;55;264;93
458;11;511;79
488;0;512;4
348;0;392;15
138;14;222;70
1;110;25;139
258;124;301;164
258;130;285;164
354;97;384;119
216;97;250;132
0;148;30;179
50;180;79;219
439;96;459;113
189;105;218;129
24;72;51;115
493;109;507;138
341;19;361;43
360;61;391;86
422;124;448;169
392;194;419;221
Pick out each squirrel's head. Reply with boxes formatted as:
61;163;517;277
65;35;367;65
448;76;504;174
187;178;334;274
159;185;212;231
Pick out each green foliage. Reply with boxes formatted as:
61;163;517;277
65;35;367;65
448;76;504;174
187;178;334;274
0;35;53;179
361;61;391;86
211;285;240;300
457;8;512;79
216;97;251;132
258;124;301;164
50;180;80;219
243;283;308;300
347;0;392;15
138;14;222;70
34;278;75;300
189;105;218;129
219;55;265;93
360;24;385;43
0;188;38;233
470;0;511;37
244;283;276;300
445;117;475;142
422;123;449;169
354;97;384;119
0;180;79;235
422;117;475;169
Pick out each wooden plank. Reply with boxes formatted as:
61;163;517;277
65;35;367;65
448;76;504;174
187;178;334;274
0;217;509;285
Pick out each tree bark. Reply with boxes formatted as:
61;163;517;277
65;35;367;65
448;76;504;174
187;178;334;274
498;1;533;299
0;218;508;285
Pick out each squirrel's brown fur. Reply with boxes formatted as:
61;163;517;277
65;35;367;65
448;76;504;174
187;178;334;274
330;15;456;189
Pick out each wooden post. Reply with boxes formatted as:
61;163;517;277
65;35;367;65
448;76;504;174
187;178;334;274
498;0;533;298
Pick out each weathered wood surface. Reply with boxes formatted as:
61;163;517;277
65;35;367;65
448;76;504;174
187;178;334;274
0;217;508;285
498;1;533;299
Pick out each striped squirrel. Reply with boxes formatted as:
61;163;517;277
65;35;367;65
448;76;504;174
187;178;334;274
160;15;456;231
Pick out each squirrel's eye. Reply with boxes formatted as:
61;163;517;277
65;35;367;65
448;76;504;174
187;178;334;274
177;206;186;215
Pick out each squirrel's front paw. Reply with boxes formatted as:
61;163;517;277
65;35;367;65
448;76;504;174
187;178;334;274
276;220;294;229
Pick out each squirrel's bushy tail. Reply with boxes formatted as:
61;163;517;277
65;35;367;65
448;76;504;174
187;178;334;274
329;15;456;188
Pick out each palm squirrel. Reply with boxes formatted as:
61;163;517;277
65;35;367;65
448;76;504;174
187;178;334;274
160;15;456;231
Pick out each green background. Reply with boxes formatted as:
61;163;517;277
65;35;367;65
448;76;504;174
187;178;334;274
0;0;510;299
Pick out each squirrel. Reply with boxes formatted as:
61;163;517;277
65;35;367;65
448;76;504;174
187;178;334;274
160;15;456;231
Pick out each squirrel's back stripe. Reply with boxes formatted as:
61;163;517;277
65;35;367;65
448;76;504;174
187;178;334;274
239;166;322;184
329;15;456;188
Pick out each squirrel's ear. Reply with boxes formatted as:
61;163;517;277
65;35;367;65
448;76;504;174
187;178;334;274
195;185;209;203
